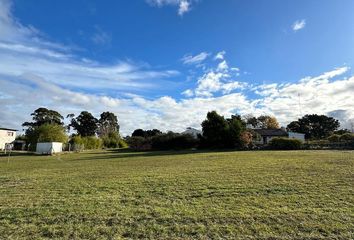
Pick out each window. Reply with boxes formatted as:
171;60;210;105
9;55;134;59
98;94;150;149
7;132;14;137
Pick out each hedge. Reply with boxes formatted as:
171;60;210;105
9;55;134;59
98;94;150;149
269;138;302;150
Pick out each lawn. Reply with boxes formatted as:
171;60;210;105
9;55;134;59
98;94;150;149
0;150;353;239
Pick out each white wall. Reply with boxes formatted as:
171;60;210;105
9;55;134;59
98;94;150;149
0;130;16;150
36;142;63;155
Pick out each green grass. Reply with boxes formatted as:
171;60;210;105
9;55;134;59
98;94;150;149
0;150;353;239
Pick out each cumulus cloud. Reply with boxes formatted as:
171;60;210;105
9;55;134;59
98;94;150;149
147;0;194;16
292;19;306;32
253;67;354;127
182;51;246;97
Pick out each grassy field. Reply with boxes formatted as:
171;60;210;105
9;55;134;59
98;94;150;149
0;150;353;239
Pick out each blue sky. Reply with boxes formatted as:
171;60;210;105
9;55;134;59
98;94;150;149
1;0;354;134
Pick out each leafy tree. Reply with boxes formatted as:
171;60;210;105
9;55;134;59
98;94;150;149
244;114;258;128
339;133;354;142
244;114;279;129
23;108;64;127
334;129;351;135
257;115;280;129
145;129;162;137
102;132;121;148
240;131;253;148
287;114;340;139
226;116;245;148
69;111;98;137
132;129;145;137
200;111;245;148
131;129;162;138
200;111;230;148
327;134;340;142
97;112;120;137
26;124;67;150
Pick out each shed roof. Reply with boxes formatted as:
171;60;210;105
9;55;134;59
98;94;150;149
0;127;18;131
254;129;288;137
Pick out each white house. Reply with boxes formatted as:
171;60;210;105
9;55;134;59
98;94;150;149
36;142;63;155
253;128;305;145
182;127;202;139
0;128;17;150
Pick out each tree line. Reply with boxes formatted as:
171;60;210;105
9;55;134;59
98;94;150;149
20;107;353;151
22;108;125;150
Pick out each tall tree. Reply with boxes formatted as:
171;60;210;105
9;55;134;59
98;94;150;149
70;111;98;137
132;129;145;137
201;111;229;148
244;114;258;128
287;114;340;139
22;108;64;127
226;116;245;148
25;123;67;150
257;115;280;129
131;129;162;138
201;111;245;148
244;114;279;129
97;112;119;137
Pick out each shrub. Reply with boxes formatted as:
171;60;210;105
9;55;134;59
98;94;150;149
127;132;198;151
327;134;340;142
118;139;128;148
102;132;120;148
151;132;198;150
70;136;102;150
126;136;152;151
339;133;354;142
269;138;302;150
240;131;253;149
83;136;102;150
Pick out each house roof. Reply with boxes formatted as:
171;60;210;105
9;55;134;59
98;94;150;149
254;129;288;137
0;127;18;131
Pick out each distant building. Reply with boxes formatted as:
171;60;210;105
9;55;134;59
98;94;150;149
36;142;63;155
253;128;305;145
0;128;17;150
182;127;202;139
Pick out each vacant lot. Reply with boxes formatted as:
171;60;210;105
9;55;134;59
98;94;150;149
0;150;353;239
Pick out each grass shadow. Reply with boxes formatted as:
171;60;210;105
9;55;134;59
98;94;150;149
0;151;35;158
73;148;235;161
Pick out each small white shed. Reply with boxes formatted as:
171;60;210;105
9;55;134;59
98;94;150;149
36;142;63;155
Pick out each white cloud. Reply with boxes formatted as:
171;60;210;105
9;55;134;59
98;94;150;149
214;51;226;60
147;0;194;16
292;19;306;32
178;0;190;16
183;52;245;97
194;71;246;97
253;67;354;127
217;60;228;71
182;89;194;97
0;0;178;93
182;52;209;65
